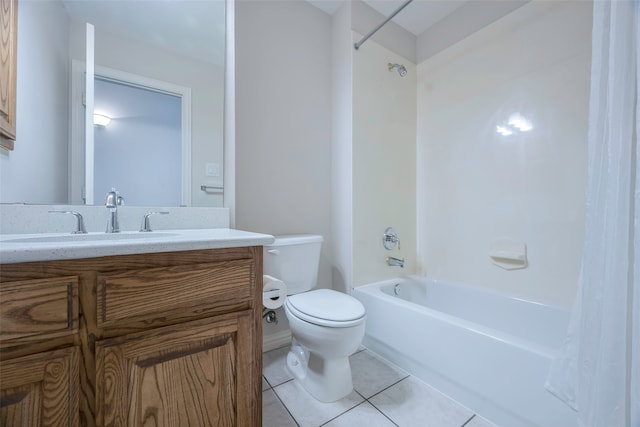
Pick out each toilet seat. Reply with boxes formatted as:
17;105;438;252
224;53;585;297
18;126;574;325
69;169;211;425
286;289;366;328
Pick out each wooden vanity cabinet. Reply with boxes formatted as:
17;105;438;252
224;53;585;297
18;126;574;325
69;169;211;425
0;246;263;426
0;347;79;425
0;0;17;150
0;277;80;426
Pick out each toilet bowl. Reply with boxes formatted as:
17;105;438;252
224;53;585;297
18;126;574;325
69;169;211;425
284;289;366;402
264;235;366;402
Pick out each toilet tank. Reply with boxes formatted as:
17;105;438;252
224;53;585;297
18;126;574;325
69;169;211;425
263;235;323;295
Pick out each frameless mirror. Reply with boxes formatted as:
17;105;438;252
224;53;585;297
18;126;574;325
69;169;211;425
16;0;225;207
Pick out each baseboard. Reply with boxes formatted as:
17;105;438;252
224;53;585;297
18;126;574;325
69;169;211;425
263;330;291;353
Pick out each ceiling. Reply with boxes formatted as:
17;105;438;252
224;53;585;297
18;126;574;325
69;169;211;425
307;0;469;36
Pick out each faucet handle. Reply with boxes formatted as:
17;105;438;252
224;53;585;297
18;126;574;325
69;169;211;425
382;227;400;250
140;212;169;232
105;188;125;207
105;188;117;208
49;211;88;234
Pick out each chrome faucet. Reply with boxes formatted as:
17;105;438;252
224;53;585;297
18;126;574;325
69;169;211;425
49;210;87;234
140;211;169;232
386;256;405;268
105;188;124;233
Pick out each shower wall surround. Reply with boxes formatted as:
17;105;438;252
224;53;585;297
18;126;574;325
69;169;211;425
417;0;591;306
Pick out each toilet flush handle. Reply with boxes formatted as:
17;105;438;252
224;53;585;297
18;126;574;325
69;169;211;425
267;249;280;255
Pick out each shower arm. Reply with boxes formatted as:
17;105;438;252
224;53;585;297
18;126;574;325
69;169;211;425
354;0;413;50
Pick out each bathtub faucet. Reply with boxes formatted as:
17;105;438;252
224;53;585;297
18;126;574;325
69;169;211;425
386;256;404;268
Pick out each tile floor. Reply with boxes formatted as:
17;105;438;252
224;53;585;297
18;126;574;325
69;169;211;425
262;346;497;427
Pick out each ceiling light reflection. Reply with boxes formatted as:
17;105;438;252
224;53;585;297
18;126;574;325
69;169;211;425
93;113;112;127
497;113;533;136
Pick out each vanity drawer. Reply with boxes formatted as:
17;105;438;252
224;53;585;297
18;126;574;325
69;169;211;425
97;259;254;328
0;276;79;344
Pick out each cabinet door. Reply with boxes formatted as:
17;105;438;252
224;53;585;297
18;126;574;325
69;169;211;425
0;347;80;426
96;313;258;426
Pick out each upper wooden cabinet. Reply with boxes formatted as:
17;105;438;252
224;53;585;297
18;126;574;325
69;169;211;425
0;0;17;150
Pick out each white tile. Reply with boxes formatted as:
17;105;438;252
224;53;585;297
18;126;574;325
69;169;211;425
263;346;294;387
273;379;364;427
350;350;408;398
369;377;473;427
465;414;498;427
263;389;297;427
262;376;271;391
323;402;397;427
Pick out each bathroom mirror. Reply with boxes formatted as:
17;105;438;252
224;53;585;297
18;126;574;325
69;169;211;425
17;0;225;207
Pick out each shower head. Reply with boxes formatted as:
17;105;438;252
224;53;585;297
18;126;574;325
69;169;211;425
388;63;407;77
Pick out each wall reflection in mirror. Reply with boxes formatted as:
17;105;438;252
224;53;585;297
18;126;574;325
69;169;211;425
93;77;183;207
2;0;225;207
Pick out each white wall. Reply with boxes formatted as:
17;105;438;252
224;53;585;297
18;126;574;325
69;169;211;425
331;1;417;291
93;79;182;206
0;1;70;204
417;1;591;307
235;0;333;342
352;33;416;286
235;0;332;279
331;1;354;294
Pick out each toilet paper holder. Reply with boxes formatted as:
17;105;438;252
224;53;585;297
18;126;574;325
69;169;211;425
263;274;287;309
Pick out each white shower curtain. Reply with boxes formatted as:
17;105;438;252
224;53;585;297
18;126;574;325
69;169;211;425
545;1;639;426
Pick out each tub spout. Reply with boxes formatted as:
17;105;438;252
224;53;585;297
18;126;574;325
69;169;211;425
386;256;404;268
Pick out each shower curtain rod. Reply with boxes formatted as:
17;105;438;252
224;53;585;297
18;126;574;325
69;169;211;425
354;0;413;50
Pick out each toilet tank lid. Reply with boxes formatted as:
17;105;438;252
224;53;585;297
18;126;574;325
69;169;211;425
266;234;323;247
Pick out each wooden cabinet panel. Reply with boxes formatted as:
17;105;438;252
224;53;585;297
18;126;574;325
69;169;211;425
0;246;263;426
0;347;79;426
0;277;79;346
96;259;254;329
96;313;257;426
0;0;17;150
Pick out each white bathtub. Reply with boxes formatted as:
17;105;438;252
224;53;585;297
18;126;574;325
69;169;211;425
352;277;577;427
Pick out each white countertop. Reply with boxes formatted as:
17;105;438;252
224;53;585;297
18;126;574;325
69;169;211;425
0;228;274;264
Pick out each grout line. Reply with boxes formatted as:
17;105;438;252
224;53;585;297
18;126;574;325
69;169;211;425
265;348;415;427
318;401;367;427
363;375;410;427
461;414;476;427
263;375;273;391
264;372;295;388
365;398;399;426
366;374;411;400
353;347;367;355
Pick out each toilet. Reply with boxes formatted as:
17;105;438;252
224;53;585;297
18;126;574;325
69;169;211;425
264;235;366;402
